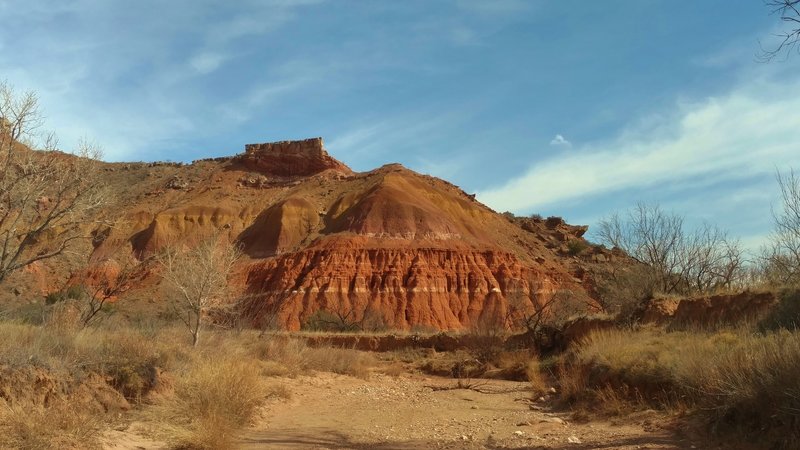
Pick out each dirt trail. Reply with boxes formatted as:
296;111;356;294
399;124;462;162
236;373;700;450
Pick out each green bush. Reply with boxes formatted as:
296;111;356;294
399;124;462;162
44;285;84;305
567;240;589;256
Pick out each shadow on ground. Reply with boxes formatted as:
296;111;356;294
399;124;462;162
238;426;697;450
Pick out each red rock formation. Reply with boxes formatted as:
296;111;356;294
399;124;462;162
239;197;319;257
237;137;352;177
3;137;626;331
241;236;563;331
640;291;777;327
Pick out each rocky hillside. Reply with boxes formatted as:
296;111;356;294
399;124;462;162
8;138;626;330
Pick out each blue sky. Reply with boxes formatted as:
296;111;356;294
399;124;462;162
2;0;799;250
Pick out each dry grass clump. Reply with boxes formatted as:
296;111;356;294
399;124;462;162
74;328;186;400
558;327;800;449
0;399;103;449
683;330;800;447
526;357;549;397
305;346;375;379
256;336;375;379
150;356;267;449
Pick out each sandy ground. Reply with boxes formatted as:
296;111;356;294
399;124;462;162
235;373;704;450
101;366;711;450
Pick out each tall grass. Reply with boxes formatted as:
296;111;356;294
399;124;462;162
558;328;800;448
151;357;267;449
256;336;375;379
0;400;103;449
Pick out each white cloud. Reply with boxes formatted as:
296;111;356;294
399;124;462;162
549;134;571;148
189;52;229;74
478;76;800;213
326;108;471;171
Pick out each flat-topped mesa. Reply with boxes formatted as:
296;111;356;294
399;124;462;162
238;137;352;177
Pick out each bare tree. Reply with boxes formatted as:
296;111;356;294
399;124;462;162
75;254;146;328
597;202;744;296
0;81;108;284
160;237;241;346
598;203;686;294
682;223;745;292
504;289;562;335
764;169;800;286
760;1;800;61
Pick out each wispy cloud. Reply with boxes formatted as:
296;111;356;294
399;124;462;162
185;1;324;75
327;109;472;172
0;0;325;160
549;134;571;148
189;52;230;74
478;74;800;213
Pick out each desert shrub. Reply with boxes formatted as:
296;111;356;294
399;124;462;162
0;321;79;368
301;309;359;332
154;356;267;449
483;350;533;381
680;330;800;448
545;216;564;227
530;213;543;221
0;399;102;449
558;329;695;408
558;328;800;449
759;289;800;331
43;300;84;331
304;346;375;379
2;301;46;324
410;323;439;334
255;337;311;376
255;336;374;378
593;265;659;321
74;328;185;400
44;285;85;305
526;358;548;396
567;240;589;256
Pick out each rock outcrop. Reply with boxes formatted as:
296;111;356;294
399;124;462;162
242;239;561;330
237;137;352;177
640;291;777;328
7;137;627;331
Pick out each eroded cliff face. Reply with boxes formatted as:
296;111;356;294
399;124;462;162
29;137;620;331
237;137;352;177
242;241;560;330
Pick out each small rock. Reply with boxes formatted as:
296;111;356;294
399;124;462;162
567;436;582;444
165;175;188;190
540;417;566;425
516;422;530;427
471;405;478;409
548;387;557;394
514;430;525;437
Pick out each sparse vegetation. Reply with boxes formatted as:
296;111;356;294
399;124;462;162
567;239;589;256
0;81;109;284
159;236;241;346
555;327;800;449
763;169;800;287
0;318;379;449
597;202;744;296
